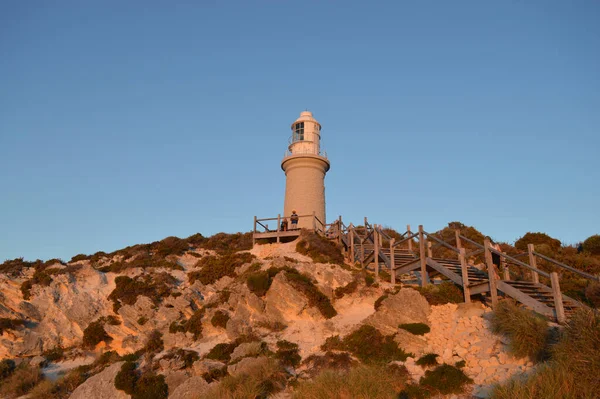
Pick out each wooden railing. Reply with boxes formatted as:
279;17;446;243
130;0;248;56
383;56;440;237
253;212;328;236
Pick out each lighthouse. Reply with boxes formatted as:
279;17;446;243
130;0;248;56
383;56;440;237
281;111;330;229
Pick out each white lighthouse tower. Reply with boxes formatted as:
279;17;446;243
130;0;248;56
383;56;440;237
281;111;330;229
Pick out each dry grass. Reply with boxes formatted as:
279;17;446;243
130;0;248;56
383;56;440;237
490;300;551;362
491;308;600;399
415;282;463;305
188;252;254;285
197;357;286;399
296;231;345;265
0;363;43;398
292;364;408;399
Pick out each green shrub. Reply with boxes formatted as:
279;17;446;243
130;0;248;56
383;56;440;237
185;308;204;339
198;232;253;254
188;252;254;285
284;269;337;318
211;311;230;329
515;232;561;252
202;366;228;383
144;330;164;354
246;271;272;297
583;235;600;255
415;282;463;305
0;359;16;379
399;323;430;335
256;320;287;332
70;254;89;263
114;361;138;394
490;300;551;362
321;335;344;351
416;353;438;367
296;231;345;265
302;352;357;378
284;256;299;263
334;279;358;298
364;273;375;287
82;320;112;348
0;363;43;398
205;342;237;363
275;340;301;367
0;257;43;276
0;318;25;334
419;363;472;395
108;273;176;312
585;283;600;307
137;316;148;325
342;325;410;364
133;372;168;399
42;346;65;362
293;364;409;399
374;294;388;310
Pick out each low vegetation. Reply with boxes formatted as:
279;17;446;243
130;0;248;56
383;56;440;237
329;325;411;364
169;308;205;339
82;319;112;348
188;252;254;285
398;323;430;335
302;352;357;378
490;300;551;362
197;357;286;399
210;310;230;329
416;353;439;367
115;361;168;399
296;231;345;265
334;278;359;298
275;340;301;367
374;294;388;310
415;282;463;305
0;362;43;398
0;318;26;335
492;308;600;399
293;364;408;399
108;273;176;312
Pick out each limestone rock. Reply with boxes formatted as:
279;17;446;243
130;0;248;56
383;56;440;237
230;341;265;362
264;274;310;323
192;359;226;376
364;288;430;335
227;356;270;377
393;329;427;356
168;376;209;399
69;361;130;399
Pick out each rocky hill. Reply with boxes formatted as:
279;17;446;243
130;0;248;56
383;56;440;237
0;230;597;399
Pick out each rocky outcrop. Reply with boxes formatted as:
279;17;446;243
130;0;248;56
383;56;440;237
364;288;430;335
169;376;210;399
69;361;130;399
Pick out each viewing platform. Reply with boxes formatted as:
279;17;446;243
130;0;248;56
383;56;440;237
252;213;341;244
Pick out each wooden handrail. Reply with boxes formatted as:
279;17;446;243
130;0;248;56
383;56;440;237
489;247;550;278
533;251;600;282
423;231;460;254
458;234;484;249
391;232;419;248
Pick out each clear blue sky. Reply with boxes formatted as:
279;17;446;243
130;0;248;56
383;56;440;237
1;1;599;261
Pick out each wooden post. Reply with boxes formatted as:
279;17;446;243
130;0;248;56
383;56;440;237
427;241;433;258
390;238;396;285
378;224;383;247
361;238;365;268
338;215;343;244
349;225;355;264
455;230;462;250
528;244;539;284
276;214;281;243
550;272;566;324
253;216;257;246
503;261;510;281
407;224;413;252
374;226;379;280
459;248;471;303
484;239;499;307
418;225;429;287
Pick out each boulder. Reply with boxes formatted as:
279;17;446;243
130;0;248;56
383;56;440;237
393;329;427;356
168;376;210;399
230;341;265;362
227;356;270;377
192;359;226;376
69;361;130;399
264;274;309;323
364;288;430;335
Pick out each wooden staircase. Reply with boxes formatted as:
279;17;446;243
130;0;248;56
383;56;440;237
334;221;596;323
